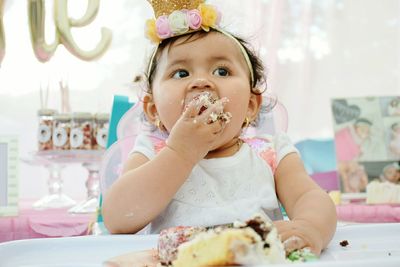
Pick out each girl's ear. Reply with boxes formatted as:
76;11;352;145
247;92;262;122
143;94;158;123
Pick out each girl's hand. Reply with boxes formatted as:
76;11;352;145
166;98;227;164
273;219;324;256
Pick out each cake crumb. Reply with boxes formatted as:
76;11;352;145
339;240;349;247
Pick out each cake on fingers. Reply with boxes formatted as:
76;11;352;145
186;91;232;124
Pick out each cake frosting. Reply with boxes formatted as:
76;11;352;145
186;91;232;124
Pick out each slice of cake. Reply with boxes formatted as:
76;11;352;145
163;214;286;267
104;214;317;267
366;181;400;204
172;228;269;267
234;214;286;264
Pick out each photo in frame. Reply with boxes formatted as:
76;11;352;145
331;96;400;193
0;136;19;216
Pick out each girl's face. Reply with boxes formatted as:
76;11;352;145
393;125;400;135
149;31;258;147
384;166;398;183
355;124;370;139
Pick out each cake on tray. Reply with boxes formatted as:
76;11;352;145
366;181;400;204
104;214;317;267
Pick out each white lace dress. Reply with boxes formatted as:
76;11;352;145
131;132;298;234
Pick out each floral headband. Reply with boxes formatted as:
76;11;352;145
144;0;255;86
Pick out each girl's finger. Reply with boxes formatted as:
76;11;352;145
209;119;225;135
273;220;288;230
273;221;295;236
197;103;224;124
283;236;307;255
182;100;200;119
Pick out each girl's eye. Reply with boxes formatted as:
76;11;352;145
172;70;189;79
213;67;229;77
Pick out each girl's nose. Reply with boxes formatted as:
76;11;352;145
189;78;214;90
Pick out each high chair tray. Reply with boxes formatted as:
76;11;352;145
0;223;399;267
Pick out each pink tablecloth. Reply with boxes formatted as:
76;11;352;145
0;200;94;243
336;203;400;223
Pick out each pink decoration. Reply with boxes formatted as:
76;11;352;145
242;137;277;173
156;15;172;39
0;200;92;243
337;203;400;223
260;149;277;174
187;9;202;29
310;171;340;191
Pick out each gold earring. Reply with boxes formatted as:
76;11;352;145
242;117;251;128
155;117;165;131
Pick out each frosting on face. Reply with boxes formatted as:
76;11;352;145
185;91;232;124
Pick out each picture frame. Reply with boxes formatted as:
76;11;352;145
0;136;19;216
331;96;400;193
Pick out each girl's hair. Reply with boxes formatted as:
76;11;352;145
354;118;373;127
381;163;400;182
390;99;399;106
144;29;266;94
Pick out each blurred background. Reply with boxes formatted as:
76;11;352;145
0;0;399;200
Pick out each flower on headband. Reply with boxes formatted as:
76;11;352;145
169;10;189;35
145;19;161;43
145;2;221;43
156;15;172;39
199;3;219;30
187;9;202;30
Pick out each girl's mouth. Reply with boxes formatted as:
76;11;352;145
184;92;232;124
192;92;216;115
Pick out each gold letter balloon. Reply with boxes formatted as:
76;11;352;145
28;0;112;62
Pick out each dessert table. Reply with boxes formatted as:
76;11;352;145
2;200;399;244
0;200;94;243
0;223;399;266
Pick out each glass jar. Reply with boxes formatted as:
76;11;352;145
92;113;109;150
52;113;71;150
37;109;57;151
70;112;93;150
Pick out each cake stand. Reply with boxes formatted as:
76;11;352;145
22;150;104;212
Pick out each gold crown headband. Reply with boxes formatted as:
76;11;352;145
145;0;255;86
